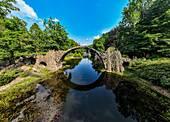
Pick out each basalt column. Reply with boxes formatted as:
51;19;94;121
88;49;91;58
104;47;124;72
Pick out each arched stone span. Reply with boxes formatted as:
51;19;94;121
59;46;105;69
35;46;124;72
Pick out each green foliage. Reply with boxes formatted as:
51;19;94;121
91;33;109;51
92;0;170;59
117;0;170;58
0;17;27;63
30;23;41;34
129;59;170;89
61;39;79;50
1;69;19;76
0;75;15;86
19;72;29;78
0;10;79;62
43;17;69;50
0;69;23;86
122;54;129;58
66;52;83;59
0;0;20;19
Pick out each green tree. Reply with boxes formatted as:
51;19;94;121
29;23;44;53
117;0;169;58
0;0;19;19
30;23;41;34
0;17;27;63
43;17;68;50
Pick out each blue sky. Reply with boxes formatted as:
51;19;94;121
11;0;128;45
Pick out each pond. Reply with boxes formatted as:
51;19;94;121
1;58;169;121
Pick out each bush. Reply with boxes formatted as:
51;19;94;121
122;54;129;58
0;69;7;74
77;53;83;58
19;72;29;78
134;60;170;89
0;69;20;77
0;75;15;86
5;69;19;76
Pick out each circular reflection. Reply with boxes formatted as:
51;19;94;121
63;72;106;91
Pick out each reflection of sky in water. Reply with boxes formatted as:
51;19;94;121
62;86;135;122
64;58;101;85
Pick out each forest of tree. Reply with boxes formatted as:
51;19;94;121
0;0;79;63
91;0;170;58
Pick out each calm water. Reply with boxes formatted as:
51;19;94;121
2;58;169;121
62;58;135;122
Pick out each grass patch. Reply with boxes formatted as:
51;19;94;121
0;76;39;109
0;75;15;86
61;65;71;70
0;67;56;111
0;69;20;86
18;72;29;78
128;59;170;90
123;70;133;75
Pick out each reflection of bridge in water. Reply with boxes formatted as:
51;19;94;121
35;46;124;72
52;72;122;92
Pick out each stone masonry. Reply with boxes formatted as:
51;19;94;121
35;46;124;72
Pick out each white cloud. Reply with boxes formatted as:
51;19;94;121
53;18;59;22
10;0;44;30
12;0;38;20
93;35;100;39
82;44;88;46
86;38;89;40
48;18;59;22
101;28;111;34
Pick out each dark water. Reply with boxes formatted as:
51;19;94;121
62;58;134;122
1;58;169;122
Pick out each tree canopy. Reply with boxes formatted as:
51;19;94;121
91;0;170;58
0;0;79;63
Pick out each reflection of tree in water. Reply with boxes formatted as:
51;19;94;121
91;58;103;74
63;58;82;70
111;81;169;121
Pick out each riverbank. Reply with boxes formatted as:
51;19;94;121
102;58;170;99
0;66;57;109
0;56;82;113
109;72;170;99
128;58;170;90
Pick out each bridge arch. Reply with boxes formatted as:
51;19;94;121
59;46;106;69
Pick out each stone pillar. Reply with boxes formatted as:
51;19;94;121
104;47;124;73
88;49;91;58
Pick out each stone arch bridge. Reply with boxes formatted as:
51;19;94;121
35;46;124;72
